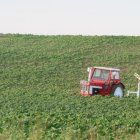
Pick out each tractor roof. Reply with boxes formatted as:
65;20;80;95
94;66;120;71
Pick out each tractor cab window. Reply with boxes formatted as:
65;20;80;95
92;69;109;80
111;71;120;79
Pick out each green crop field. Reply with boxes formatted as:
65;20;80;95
0;34;140;140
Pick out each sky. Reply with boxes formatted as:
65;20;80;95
0;0;140;35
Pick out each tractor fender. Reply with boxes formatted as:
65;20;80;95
111;83;125;95
111;82;125;89
120;82;125;89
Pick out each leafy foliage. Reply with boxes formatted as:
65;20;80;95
0;34;140;139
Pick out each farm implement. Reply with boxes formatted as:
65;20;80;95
127;73;140;97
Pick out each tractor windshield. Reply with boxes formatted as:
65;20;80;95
92;69;109;80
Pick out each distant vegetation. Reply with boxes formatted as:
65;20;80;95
0;34;140;139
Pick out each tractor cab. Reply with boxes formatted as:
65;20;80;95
80;66;124;97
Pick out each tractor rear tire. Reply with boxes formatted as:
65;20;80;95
111;85;124;97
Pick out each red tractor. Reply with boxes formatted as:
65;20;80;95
80;67;125;97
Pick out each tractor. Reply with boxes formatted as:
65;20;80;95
80;66;125;97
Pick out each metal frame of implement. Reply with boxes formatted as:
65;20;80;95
127;73;140;98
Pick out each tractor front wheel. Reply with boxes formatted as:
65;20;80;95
111;85;124;97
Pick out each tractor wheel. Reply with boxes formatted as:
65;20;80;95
111;85;124;97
